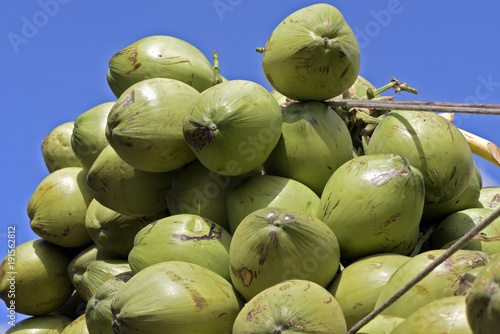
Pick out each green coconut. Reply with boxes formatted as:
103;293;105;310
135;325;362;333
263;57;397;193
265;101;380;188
327;253;410;329
85;272;134;334
107;35;218;98
166;160;257;231
41;121;82;173
261;3;360;101
478;186;500;209
5;315;73;334
128;214;232;281
233;279;346;333
60;314;88;334
86;145;175;217
67;244;122;301
226;174;320;234
430;208;500;254
357;314;405;334
263;101;354;195
28;167;93;248
0;239;74;316
183;80;282;176
466;252;500;333
73;260;131;302
110;261;243;334
106;78;200;173
343;75;377;100
71;102;115;172
391;296;472;334
368;110;474;205
229;207;340;302
422;162;483;221
319;154;425;262
374;249;490;318
84;199;168;258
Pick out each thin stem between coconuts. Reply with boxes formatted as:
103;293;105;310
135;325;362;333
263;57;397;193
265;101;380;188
367;77;419;99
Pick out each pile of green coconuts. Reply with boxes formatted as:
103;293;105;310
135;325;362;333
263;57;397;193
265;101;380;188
2;3;500;334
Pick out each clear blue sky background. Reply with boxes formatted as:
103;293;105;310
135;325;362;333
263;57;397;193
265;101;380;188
1;0;500;327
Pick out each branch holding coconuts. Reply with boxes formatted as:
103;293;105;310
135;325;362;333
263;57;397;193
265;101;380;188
327;99;500;115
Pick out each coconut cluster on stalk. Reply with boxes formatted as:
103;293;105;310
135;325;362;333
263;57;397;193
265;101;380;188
3;3;500;334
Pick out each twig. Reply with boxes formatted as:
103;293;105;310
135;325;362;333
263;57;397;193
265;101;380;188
326;100;500;115
347;205;500;334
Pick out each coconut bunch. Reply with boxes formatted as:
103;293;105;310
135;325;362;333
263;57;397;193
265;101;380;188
3;3;500;334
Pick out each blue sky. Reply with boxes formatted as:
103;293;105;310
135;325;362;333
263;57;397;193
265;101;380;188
1;0;500;327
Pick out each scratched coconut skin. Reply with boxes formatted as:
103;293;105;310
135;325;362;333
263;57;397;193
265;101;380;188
110;261;243;334
5;1;500;331
430;207;500;254
229;207;341;302
319;153;425;262
478;186;500;209
128;214;232;281
232;280;347;333
183;80;283;176
368;109;474;206
107;35;218;98
261;3;360;101
105;78;200;173
374;249;491;318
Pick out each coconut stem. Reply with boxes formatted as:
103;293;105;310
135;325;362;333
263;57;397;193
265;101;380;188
342;89;352;100
347;205;500;334
255;47;265;53
212;50;224;84
409;226;435;257
367;77;419;99
326;100;500;115
356;111;384;125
